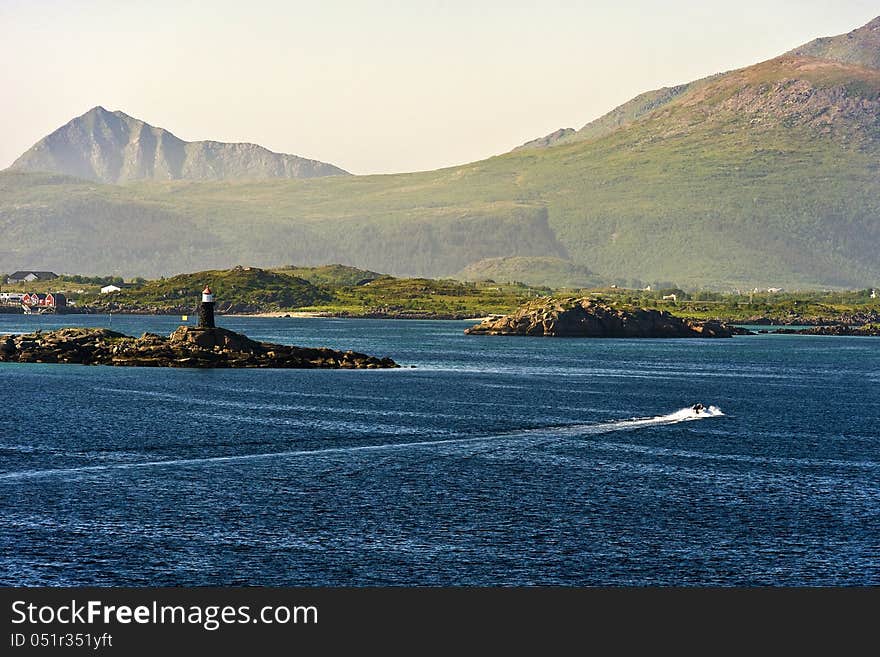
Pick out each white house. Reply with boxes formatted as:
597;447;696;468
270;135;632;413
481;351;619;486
100;285;122;294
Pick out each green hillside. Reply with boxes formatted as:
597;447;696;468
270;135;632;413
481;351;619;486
300;276;541;317
2;18;879;289
456;256;605;289
65;266;543;318
0;170;565;279
82;267;330;312
273;264;384;287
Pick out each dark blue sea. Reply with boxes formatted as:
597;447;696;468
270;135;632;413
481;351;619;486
1;314;878;586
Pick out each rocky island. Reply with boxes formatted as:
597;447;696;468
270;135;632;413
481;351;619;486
464;297;748;338
0;286;398;369
0;326;398;368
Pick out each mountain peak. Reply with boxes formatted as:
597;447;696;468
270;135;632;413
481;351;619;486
8;108;348;183
517;15;880;154
786;15;880;69
83;105;131;121
80;105;138;127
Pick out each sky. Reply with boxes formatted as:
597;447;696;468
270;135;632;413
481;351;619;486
1;0;878;174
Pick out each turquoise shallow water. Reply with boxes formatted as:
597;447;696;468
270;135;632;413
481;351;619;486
1;314;878;585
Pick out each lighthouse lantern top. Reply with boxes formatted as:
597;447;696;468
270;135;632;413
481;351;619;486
202;286;214;302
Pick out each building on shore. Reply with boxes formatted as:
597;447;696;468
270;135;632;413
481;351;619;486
0;292;25;304
21;292;67;310
7;271;58;284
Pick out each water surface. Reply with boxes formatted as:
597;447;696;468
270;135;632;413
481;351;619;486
1;315;877;585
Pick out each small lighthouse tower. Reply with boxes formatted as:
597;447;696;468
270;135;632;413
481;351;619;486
198;286;215;328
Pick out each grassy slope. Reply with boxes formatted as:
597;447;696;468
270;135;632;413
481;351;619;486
295;277;542;317
2;57;879;288
506;57;880;288
0;170;564;278
1;277;104;296
81;267;330;311
456;256;605;288
272;264;384;287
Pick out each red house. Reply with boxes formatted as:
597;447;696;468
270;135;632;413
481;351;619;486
22;292;67;309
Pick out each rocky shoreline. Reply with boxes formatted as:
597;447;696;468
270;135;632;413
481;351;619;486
0;327;399;369
79;301;276;315
325;310;482;320
740;311;880;326
464;297;749;338
764;325;880;336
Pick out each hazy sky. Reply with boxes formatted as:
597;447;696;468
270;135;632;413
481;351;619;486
1;0;877;174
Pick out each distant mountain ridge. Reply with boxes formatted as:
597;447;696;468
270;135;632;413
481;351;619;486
1;16;879;288
8;106;348;183
516;17;880;151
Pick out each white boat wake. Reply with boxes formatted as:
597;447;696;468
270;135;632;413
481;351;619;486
0;405;724;481
607;405;725;430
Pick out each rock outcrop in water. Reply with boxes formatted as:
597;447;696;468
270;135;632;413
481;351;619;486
464;297;748;338
743;310;880;326
0;326;398;368
768;325;880;336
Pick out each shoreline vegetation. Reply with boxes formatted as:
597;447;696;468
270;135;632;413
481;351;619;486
1;264;877;329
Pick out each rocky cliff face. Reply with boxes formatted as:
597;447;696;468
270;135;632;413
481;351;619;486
9;106;348;183
0;327;397;368
464;297;742;338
